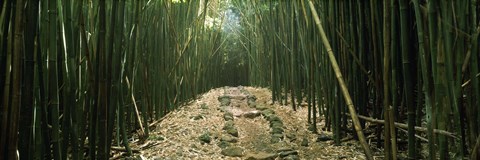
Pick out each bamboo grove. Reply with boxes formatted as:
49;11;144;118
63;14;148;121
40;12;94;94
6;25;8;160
1;0;480;160
0;0;248;159
236;0;480;159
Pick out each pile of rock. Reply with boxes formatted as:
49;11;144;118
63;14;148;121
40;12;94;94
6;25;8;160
260;108;286;143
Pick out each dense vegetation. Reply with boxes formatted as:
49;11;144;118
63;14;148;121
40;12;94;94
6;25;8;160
1;0;479;160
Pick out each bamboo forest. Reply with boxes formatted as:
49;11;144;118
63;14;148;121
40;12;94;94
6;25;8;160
2;0;480;159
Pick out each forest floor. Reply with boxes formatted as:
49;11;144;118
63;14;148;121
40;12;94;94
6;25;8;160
112;86;379;160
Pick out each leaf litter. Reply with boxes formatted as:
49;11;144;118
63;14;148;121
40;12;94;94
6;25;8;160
112;86;370;159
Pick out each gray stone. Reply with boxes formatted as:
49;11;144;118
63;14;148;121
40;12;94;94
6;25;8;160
198;132;211;144
279;150;298;158
224;112;234;121
271;134;283;143
286;133;295;140
261;109;275;117
255;105;268;111
245;152;277;160
276;147;293;152
301;138;308;147
270;121;284;128
267;115;282;122
217;141;231;148
247;95;257;101
200;103;209;109
282;155;300;160
218;107;227;112
227;128;239;137
223;121;235;130
231;95;246;100
243;111;261;119
272;133;284;139
248;101;257;107
271;137;281;143
218;96;231;106
271;127;284;134
192;115;204;120
221;146;244;157
221;135;238;143
316;133;332;142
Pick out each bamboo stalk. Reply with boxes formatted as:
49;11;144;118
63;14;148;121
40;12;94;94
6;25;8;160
383;0;393;159
308;1;373;159
18;0;39;159
348;113;459;139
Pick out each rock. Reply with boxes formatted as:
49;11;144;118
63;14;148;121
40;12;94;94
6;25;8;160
231;95;246;100
261;109;275;117
191;115;204;120
243;110;261;119
271;127;284;134
271;134;283;143
221;135;238;143
255;105;268;111
279;150;298;158
271;137;281;143
301;138;308;147
224;112;234;121
245;152;277;160
282;155;300;160
221;146;244;157
316;133;332;142
247;96;256;105
226;128;239;137
276;147;293;152
272;133;284;139
200;103;209;109
286;133;295;139
270;121;284;128
223;121;235;130
248;101;257;107
198;132;211;144
218;96;231;106
267;115;281;122
218;106;227;112
217;141;231;148
247;95;257;102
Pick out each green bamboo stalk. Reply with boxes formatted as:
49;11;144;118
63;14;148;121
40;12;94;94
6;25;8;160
37;2;51;157
115;0;132;156
0;1;12;158
64;0;82;158
383;0;393;159
106;0;120;156
427;1;440;158
33;27;45;160
96;0;109;158
412;1;435;160
308;1;373;159
470;0;480;149
47;0;62;158
399;0;415;159
18;0;39;159
0;0;12;106
55;0;72;157
5;0;25;159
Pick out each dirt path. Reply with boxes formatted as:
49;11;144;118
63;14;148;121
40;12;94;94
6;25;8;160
121;86;367;159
